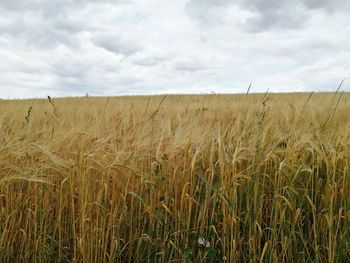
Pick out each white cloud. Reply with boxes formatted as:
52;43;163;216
0;0;349;98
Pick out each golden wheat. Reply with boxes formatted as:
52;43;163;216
0;93;349;262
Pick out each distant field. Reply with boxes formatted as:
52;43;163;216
0;93;350;262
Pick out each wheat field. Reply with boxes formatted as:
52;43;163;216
0;92;349;262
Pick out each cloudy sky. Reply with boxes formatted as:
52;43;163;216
0;0;349;98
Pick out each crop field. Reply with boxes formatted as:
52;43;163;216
0;92;350;262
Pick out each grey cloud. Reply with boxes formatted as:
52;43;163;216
0;0;129;49
185;0;304;31
26;28;79;48
0;1;349;98
51;61;91;80
0;0;83;16
185;0;231;26
240;0;306;31
172;60;208;73
244;6;306;32
302;0;350;11
91;34;142;57
186;0;350;32
51;14;89;33
130;54;168;67
257;39;342;59
0;0;129;16
0;13;84;49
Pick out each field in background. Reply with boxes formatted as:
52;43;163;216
0;92;350;262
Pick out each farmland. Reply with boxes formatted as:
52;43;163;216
0;92;349;262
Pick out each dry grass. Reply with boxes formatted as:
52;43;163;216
0;92;350;262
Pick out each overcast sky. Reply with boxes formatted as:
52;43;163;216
0;0;349;98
